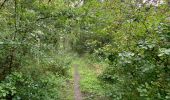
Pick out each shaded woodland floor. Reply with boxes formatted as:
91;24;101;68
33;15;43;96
62;55;111;100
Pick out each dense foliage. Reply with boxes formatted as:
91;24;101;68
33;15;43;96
0;0;73;99
73;0;170;99
0;0;169;100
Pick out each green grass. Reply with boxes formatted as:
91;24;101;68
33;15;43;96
62;54;112;100
60;53;77;100
71;56;108;100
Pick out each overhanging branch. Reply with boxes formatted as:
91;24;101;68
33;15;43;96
0;0;8;9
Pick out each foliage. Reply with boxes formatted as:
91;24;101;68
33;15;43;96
0;71;65;100
0;50;73;99
0;0;169;99
0;0;74;99
73;0;170;99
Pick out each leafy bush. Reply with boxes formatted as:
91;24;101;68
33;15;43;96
0;71;66;100
0;0;73;99
0;51;72;100
72;1;170;99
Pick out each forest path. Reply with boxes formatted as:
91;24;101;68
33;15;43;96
74;64;82;100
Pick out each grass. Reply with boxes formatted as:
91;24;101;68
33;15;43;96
60;53;77;100
61;53;111;100
71;55;109;100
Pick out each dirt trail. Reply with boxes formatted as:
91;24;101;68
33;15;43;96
74;64;82;100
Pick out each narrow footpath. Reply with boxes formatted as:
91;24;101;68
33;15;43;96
74;64;82;100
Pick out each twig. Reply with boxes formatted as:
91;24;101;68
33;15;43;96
48;0;52;4
0;0;8;9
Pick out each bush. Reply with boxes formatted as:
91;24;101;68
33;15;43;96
0;50;73;99
72;1;170;99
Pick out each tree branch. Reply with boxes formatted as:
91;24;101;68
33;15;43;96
0;0;8;9
48;0;52;4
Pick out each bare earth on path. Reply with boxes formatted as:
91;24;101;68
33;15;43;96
74;64;82;100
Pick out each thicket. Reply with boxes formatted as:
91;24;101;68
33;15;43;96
0;0;73;99
0;0;169;100
73;0;170;99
